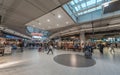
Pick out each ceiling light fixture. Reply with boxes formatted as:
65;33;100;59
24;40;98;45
66;22;69;24
39;23;41;25
57;24;59;26
58;14;61;18
47;19;50;22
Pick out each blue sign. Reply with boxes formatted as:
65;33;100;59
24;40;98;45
5;35;19;39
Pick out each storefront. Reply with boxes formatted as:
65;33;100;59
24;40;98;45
0;31;24;56
53;36;81;51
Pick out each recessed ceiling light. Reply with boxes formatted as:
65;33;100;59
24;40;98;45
39;23;41;25
66;22;69;24
57;24;59;26
47;19;50;22
58;14;61;18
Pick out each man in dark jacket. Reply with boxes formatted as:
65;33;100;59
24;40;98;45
47;44;53;54
84;43;93;58
19;41;24;52
98;43;104;54
84;43;93;52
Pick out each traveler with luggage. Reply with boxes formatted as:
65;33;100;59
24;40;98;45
109;43;115;53
98;43;104;54
47;44;53;54
84;43;93;58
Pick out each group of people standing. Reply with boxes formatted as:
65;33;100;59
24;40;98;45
82;42;116;55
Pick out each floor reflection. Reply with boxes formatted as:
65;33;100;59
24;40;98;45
54;54;96;67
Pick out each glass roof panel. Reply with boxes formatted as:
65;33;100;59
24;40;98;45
70;1;75;5
74;0;79;4
87;0;96;6
81;2;86;8
66;0;111;16
26;26;50;37
63;0;111;23
97;0;102;3
75;6;79;11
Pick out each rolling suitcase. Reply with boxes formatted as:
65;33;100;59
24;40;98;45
84;50;92;58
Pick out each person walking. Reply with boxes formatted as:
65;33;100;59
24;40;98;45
84;43;93;58
81;43;85;52
98;43;104;54
115;43;117;48
44;43;48;51
19;41;24;52
109;43;115;53
47;44;53;54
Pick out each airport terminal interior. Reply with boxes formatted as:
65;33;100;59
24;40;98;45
0;0;120;75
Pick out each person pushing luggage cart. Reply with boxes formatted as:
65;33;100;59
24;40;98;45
84;43;93;58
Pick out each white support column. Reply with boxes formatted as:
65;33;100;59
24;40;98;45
80;31;85;44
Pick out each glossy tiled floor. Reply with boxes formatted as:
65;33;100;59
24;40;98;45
0;48;120;75
54;54;96;67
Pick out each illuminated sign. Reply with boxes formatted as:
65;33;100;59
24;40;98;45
32;36;42;39
31;33;43;36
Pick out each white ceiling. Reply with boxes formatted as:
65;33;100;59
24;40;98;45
26;7;75;30
0;0;70;35
49;16;120;38
1;0;120;38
